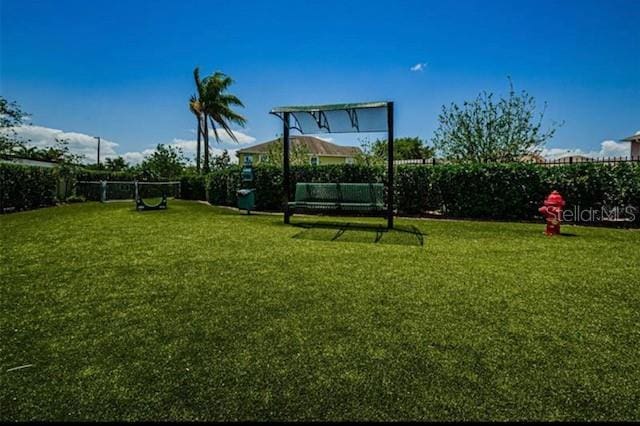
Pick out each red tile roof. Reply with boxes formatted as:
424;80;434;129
237;136;361;156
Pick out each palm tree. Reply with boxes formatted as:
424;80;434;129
192;67;246;173
189;95;203;172
190;67;207;172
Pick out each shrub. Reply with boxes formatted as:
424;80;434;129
203;162;640;225
206;167;241;206
0;163;59;212
179;174;207;201
3;161;638;226
74;169;138;182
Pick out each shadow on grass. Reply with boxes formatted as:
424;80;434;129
291;221;425;246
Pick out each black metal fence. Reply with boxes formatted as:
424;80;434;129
394;156;640;166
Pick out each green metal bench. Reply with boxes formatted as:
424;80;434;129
288;182;385;214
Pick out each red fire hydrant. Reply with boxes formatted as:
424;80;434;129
538;191;565;236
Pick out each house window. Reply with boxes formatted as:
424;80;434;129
244;155;253;165
259;154;269;163
310;156;319;166
345;157;355;165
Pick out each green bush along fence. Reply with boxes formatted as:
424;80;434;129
198;163;640;225
0;164;59;212
2;162;639;225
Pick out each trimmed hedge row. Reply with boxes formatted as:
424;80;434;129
3;162;638;224
0;163;59;212
179;174;207;201
204;164;385;211
0;164;184;212
199;163;640;224
74;169;139;182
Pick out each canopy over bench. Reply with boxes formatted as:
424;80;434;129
270;101;395;228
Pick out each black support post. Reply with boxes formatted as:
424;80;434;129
387;102;394;229
283;112;291;224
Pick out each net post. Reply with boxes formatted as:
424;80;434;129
387;102;394;229
283;112;291;224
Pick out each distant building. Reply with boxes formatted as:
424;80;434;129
520;153;546;163
554;154;592;163
0;156;59;168
237;136;361;166
621;133;640;158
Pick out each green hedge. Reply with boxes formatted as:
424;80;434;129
202;163;640;225
179;174;207;201
0;164;59;212
3;161;638;225
205;164;386;211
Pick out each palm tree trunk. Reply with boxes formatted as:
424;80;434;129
196;115;202;173
203;115;210;173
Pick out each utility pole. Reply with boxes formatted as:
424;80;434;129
94;136;101;166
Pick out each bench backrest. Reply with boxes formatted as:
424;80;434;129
294;183;384;204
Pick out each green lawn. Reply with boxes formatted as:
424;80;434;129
1;200;640;421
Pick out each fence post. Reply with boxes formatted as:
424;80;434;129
100;180;107;203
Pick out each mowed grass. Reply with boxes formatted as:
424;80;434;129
1;200;640;421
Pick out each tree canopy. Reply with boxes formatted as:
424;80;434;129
191;68;246;173
263;137;311;166
0;96;28;156
138;144;186;179
372;137;435;160
432;81;561;162
104;156;129;172
356;136;434;165
211;149;232;170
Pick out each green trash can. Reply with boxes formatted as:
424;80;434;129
237;188;256;214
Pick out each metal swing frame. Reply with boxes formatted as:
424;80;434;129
270;101;395;229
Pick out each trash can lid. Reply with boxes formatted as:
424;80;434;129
237;189;255;195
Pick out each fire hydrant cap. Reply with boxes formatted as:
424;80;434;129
545;190;565;207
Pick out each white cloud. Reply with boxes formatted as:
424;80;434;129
170;138;198;154
410;62;427;72
4;125;118;163
635;130;640;135
122;149;155;165
3;124;252;165
206;128;256;144
542;140;631;160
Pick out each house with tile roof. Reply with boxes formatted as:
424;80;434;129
236;136;361;166
621;132;640;158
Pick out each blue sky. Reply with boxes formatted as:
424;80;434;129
1;0;639;162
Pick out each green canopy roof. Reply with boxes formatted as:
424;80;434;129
270;101;390;134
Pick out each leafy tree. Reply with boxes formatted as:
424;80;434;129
371;136;435;160
432;80;562;162
192;67;246;173
355;136;385;166
211;149;231;169
139;144;186;179
0;96;28;156
104;156;129;172
263;137;311;166
14;137;84;165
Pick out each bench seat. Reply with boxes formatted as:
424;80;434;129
288;182;385;214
